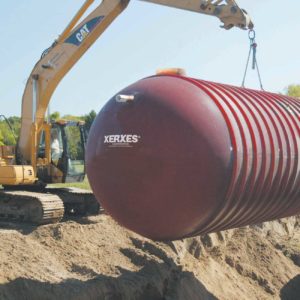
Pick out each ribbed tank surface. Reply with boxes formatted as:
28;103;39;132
86;75;300;241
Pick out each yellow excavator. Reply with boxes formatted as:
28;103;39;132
0;0;253;224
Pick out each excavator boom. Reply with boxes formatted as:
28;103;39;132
141;0;253;30
18;0;253;165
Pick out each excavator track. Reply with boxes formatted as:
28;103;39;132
47;187;102;216
0;187;101;225
0;190;64;224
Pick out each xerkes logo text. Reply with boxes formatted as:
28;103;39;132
104;135;141;147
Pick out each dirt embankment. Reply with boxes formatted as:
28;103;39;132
0;215;299;300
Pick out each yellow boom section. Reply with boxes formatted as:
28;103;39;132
18;0;130;164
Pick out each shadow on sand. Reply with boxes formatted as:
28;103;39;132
0;213;104;235
280;274;300;300
0;238;218;300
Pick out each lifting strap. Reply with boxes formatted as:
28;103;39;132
241;29;264;90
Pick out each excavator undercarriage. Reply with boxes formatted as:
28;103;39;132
0;187;101;224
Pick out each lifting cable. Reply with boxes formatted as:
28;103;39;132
241;29;264;90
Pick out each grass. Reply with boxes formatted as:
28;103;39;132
0;178;91;191
49;177;91;190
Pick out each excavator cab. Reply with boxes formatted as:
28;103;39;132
0;120;98;224
37;121;87;184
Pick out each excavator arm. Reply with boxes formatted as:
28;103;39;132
18;0;253;166
141;0;253;30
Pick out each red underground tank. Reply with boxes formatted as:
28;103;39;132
86;75;300;241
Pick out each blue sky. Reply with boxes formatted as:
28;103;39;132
1;0;300;117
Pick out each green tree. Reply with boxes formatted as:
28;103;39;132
0;130;4;146
0;110;98;146
83;110;97;131
62;114;83;121
7;116;21;137
285;84;300;98
0;124;15;145
50;111;60;121
0;116;18;146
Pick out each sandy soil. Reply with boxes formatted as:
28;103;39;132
0;214;299;300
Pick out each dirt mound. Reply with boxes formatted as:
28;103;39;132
0;215;299;300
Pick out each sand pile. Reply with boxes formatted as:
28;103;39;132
0;214;299;300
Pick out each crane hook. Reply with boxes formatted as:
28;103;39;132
241;29;264;90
